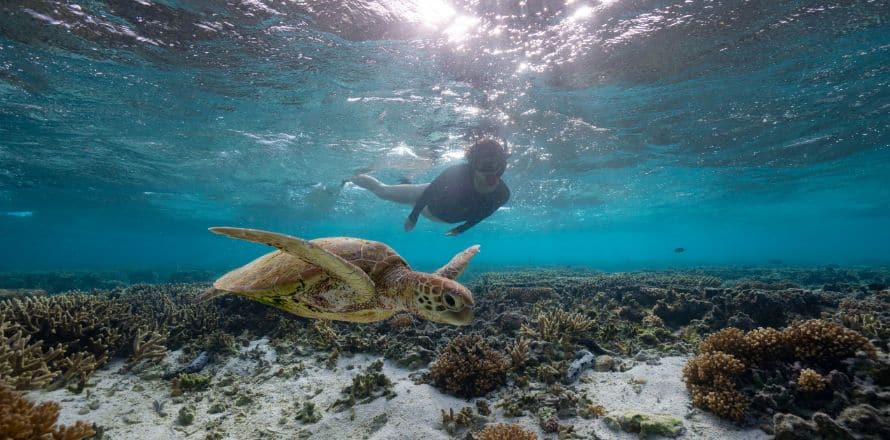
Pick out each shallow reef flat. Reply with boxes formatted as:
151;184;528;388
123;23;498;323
2;267;889;439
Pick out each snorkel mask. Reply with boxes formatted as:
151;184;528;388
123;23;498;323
467;139;508;185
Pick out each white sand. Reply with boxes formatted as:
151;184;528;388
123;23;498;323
30;341;768;439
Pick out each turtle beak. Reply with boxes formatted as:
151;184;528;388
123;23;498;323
443;307;474;326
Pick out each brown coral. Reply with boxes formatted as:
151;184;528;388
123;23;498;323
699;328;748;357
0;383;94;440
507;337;529;370
796;368;825;392
743;327;788;364
0;322;64;389
682;352;747;420
475;423;537;440
784;320;877;365
429;335;509;398
529;309;594;345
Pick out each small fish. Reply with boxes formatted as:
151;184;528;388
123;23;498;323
397;177;412;184
674;247;685;253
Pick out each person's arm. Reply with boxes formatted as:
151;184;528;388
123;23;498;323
446;184;510;236
405;185;436;231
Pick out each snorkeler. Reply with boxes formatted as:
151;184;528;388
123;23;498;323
347;139;510;236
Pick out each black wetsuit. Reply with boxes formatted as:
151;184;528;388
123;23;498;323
408;163;510;234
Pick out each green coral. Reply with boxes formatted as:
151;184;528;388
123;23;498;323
330;359;395;411
171;373;211;396
603;411;685;438
295;401;322;424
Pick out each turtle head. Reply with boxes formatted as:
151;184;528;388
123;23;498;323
410;274;474;326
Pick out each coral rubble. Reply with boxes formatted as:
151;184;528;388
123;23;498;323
474;423;537;440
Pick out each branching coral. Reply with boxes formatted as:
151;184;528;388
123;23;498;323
507;337;529;371
0;383;94;440
796;368;825;392
429;334;509;398
785;320;877;365
682;352;747;420
524;309;594;346
125;327;168;371
475;423;537;440
0;322;63;389
686;320;877;421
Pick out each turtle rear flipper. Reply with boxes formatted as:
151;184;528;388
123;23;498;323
209;227;376;303
434;245;480;280
194;287;226;303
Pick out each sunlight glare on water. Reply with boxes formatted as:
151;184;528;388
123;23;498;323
0;0;887;271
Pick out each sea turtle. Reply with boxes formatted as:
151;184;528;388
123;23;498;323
197;227;479;326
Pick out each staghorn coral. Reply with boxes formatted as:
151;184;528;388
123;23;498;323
475;423;537;440
785;320;877;365
797;368;825;393
507;337;529;371
0;322;64;389
124;327;168;372
525;309;594;346
429;334;509;398
0;383;95;440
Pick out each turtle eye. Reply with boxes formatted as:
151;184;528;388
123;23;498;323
443;291;461;311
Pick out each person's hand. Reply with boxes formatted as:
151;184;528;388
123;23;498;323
404;217;416;232
445;227;462;236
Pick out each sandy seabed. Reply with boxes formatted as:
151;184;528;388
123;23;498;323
31;338;767;440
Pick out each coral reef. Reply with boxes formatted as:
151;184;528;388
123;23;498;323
429;334;509;398
0;383;94;439
474;423;537;440
684;319;884;434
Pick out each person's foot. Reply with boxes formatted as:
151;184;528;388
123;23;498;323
404;217;416;232
345;174;381;191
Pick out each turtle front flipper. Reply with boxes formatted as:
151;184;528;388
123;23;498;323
209;227;376;303
433;245;480;280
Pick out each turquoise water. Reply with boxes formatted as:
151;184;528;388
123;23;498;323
0;0;888;274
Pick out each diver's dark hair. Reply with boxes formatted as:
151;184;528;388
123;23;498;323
465;138;508;171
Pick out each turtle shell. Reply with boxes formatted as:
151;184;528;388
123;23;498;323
213;237;409;321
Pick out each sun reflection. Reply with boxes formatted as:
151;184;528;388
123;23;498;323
443;14;481;42
414;0;456;28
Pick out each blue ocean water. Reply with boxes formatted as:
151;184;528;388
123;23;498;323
0;0;888;275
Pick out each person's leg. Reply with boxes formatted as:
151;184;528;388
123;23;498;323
348;174;428;205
